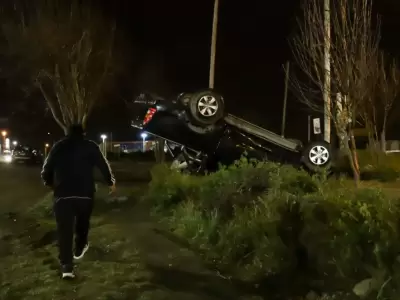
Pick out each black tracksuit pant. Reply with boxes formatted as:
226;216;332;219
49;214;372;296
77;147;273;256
53;196;94;266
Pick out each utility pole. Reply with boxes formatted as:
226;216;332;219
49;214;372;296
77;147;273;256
281;61;290;137
209;0;219;89
323;0;331;143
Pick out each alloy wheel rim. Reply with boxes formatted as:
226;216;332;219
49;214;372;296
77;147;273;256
197;96;218;117
308;145;329;165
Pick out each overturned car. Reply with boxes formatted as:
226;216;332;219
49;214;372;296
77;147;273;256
130;90;332;174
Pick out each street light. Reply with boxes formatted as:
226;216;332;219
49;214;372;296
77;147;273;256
12;141;17;146
1;131;6;154
141;132;148;152
44;143;50;157
100;134;107;157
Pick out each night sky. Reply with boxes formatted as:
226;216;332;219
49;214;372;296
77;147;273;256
1;0;400;147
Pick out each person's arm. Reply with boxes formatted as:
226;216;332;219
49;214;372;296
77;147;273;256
92;142;116;187
41;142;60;187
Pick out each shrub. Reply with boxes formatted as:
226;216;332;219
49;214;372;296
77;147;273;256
147;163;201;211
147;158;318;213
147;157;400;297
300;186;400;285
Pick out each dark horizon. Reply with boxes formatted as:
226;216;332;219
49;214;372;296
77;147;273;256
1;0;400;147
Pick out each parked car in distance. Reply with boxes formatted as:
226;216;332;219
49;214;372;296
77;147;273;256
8;145;44;165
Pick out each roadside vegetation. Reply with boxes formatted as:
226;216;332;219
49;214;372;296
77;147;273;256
147;153;400;299
2;151;400;299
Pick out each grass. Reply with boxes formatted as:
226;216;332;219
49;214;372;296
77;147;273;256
0;169;242;300
0;185;150;300
335;177;400;198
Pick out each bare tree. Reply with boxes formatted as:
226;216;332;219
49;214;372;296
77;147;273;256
0;0;122;133
349;50;399;154
290;0;380;184
360;52;381;151
372;55;399;152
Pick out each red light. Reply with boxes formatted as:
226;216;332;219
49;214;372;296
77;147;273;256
143;108;157;125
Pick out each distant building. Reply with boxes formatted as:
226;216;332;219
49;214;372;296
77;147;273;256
101;140;155;153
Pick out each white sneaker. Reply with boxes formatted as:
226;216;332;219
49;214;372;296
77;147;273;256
74;243;90;260
61;265;75;279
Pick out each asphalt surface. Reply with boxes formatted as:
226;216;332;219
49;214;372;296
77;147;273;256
0;162;48;212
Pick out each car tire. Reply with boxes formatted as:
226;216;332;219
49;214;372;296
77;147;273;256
188;90;225;126
301;141;332;171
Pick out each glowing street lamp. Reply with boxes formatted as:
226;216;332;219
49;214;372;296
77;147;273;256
140;132;148;152
44;143;50;157
100;134;107;157
12;141;17;146
1;131;7;154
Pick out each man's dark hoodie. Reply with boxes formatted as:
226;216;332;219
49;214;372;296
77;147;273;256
41;124;115;198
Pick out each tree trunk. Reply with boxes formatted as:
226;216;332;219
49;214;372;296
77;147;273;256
380;118;387;152
82;114;88;130
348;150;361;185
348;129;361;186
364;117;377;151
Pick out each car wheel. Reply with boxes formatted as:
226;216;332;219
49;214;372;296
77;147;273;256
188;90;225;126
301;141;332;171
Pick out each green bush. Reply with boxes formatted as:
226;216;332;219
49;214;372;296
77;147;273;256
148;158;318;212
147;157;400;297
300;187;400;283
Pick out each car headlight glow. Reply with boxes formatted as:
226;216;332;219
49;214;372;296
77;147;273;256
4;155;12;163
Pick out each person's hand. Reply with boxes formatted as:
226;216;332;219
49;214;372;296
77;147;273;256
109;183;116;194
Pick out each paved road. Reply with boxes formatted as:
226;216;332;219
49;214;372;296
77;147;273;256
0;163;48;212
